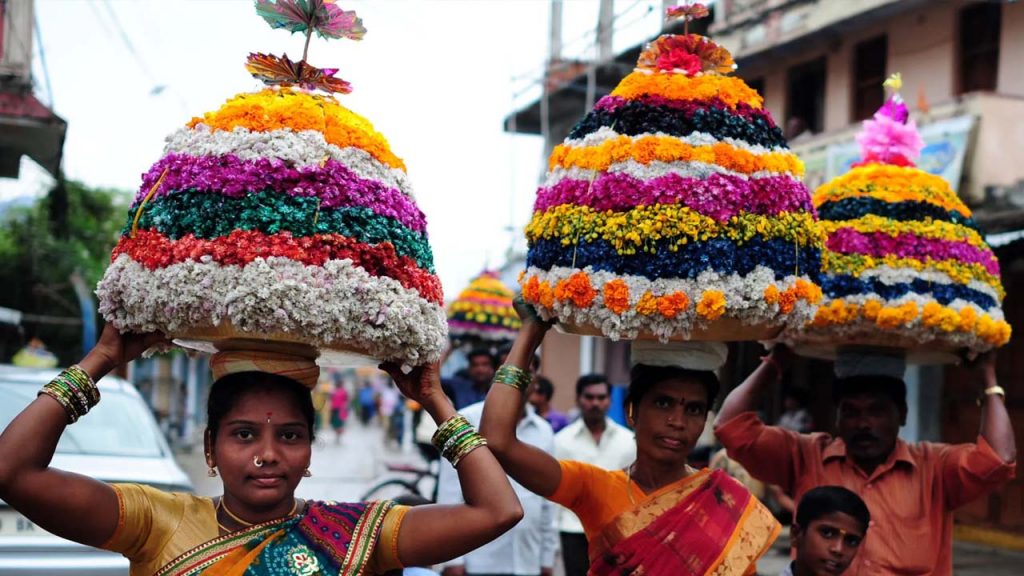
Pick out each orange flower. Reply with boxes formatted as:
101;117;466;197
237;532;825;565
861;299;882;321
763;284;780;305
696;291;726;320
636;291;659;316
657;291;691;319
555;272;597;308
521;275;541;304
189;89;406;170
793;279;823;304
611;73;763;109
778;290;797;314
538;281;555;309
958;307;978;332
603;279;631;314
921;302;944;328
548;134;803;176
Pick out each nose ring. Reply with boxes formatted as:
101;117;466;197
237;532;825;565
254;455;264;468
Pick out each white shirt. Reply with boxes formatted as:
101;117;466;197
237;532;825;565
437;402;558;575
553;417;636;533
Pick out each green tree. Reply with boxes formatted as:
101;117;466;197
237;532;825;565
0;179;129;364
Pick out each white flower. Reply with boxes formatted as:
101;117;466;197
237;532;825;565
96;255;447;365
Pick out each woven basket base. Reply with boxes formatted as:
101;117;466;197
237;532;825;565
555;318;783;342
169;322;380;367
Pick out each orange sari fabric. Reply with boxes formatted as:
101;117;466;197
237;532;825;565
551;463;779;576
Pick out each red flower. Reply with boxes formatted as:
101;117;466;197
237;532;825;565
656;50;702;74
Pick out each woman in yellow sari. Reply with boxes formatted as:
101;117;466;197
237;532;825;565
480;306;779;575
0;325;523;575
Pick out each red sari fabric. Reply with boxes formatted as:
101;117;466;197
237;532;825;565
589;469;779;576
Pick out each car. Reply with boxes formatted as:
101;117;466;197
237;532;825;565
0;364;193;575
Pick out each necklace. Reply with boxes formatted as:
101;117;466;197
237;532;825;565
218;497;298;531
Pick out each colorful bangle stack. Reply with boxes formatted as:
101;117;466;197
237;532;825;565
494;364;532;393
431;414;488;467
38;365;100;424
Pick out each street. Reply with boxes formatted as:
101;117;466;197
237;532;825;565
176;420;1024;575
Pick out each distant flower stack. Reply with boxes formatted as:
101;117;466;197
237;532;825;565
521;33;823;341
96;88;447;365
447;271;522;343
789;75;1010;355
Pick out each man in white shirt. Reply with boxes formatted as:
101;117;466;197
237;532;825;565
437;400;557;576
553;374;636;576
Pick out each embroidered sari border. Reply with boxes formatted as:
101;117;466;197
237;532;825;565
340;499;394;576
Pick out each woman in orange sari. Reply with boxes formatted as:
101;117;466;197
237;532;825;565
0;325;523;575
480;306;779;575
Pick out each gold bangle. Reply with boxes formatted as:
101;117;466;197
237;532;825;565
985;386;1006;400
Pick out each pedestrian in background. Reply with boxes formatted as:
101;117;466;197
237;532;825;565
438;398;558;576
529;376;570;433
330;378;350;443
553;373;636;576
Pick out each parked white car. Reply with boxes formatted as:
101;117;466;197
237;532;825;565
0;364;193;575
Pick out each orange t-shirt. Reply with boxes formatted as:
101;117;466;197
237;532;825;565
716;412;1016;576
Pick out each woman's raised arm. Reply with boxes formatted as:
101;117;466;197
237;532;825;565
478;304;563;498
0;324;167;548
378;361;523;566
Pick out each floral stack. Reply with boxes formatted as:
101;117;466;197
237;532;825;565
787;74;1010;360
520;5;823;342
96;1;446;365
447;271;522;345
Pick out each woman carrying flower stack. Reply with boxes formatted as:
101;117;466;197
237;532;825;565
0;325;523;576
481;304;779;576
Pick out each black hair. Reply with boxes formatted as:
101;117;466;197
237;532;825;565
466;347;498;370
575;373;610;398
626;364;720;411
833;375;907;417
535;376;555;401
795;486;871;533
206;372;316;444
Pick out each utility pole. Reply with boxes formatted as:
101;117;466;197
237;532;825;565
597;0;614;61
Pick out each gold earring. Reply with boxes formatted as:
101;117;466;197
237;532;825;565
303;468;312;477
206;453;217;477
627;405;635;423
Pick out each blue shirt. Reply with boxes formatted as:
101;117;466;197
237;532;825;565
443;376;488;409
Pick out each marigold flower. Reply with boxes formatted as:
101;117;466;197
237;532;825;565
603;279;631;314
636;291;659;316
696;290;726;320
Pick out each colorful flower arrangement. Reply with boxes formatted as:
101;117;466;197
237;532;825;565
521;20;823;341
447;271;522;343
97;89;447;365
785;74;1010;354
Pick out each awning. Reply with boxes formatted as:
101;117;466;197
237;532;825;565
0;90;67;178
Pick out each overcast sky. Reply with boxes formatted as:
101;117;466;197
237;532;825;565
9;0;667;297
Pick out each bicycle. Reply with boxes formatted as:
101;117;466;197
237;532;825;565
360;444;440;502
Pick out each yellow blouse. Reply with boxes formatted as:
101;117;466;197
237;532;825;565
101;483;406;576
